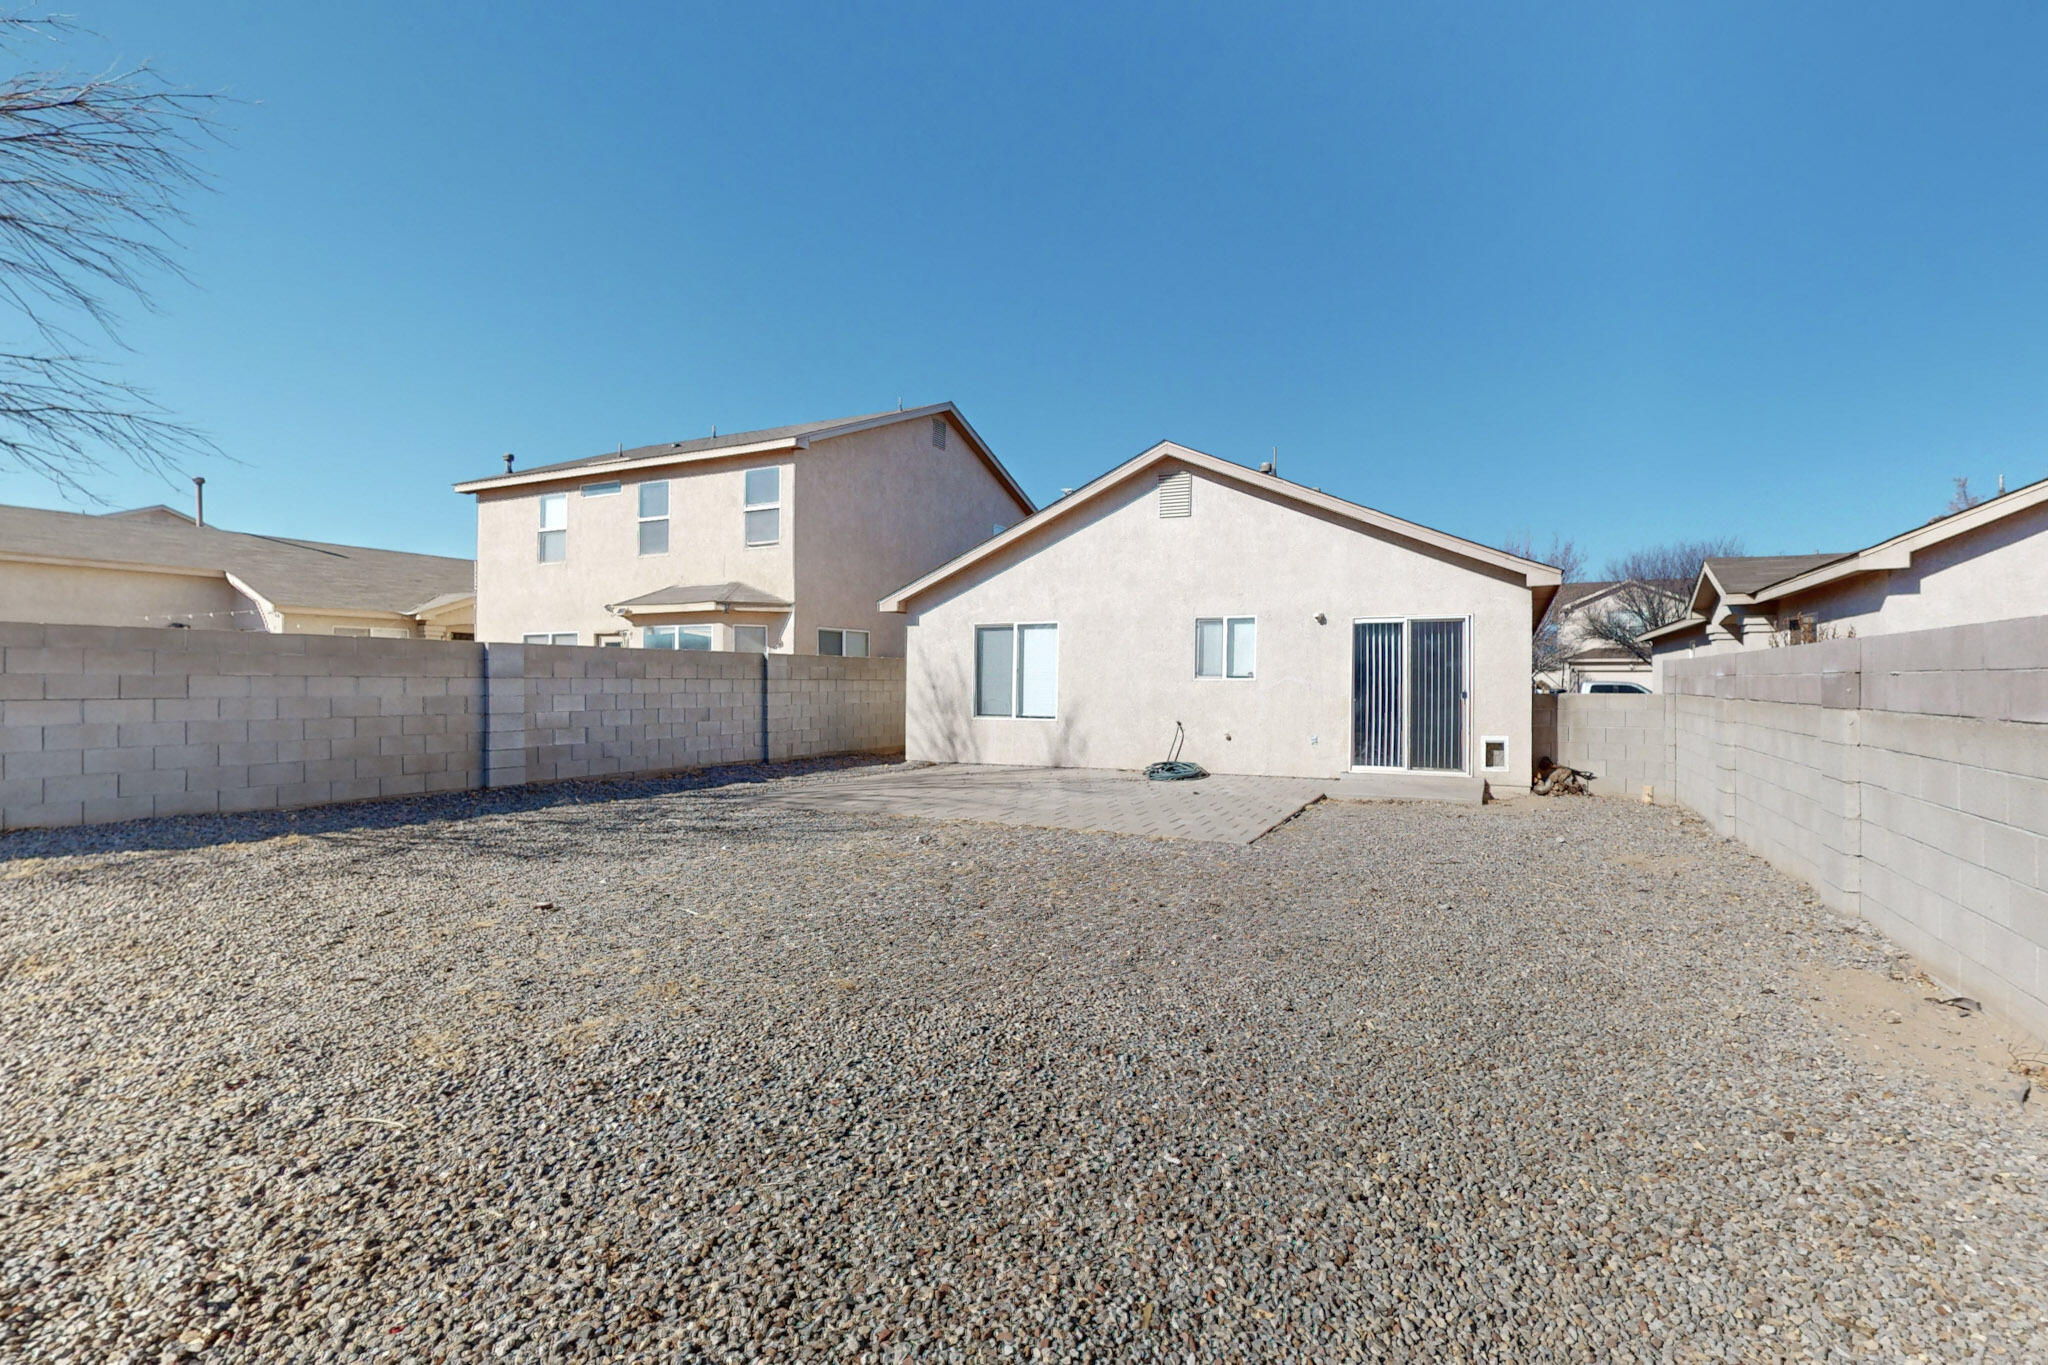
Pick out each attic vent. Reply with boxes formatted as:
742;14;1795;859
1158;469;1192;518
931;416;947;449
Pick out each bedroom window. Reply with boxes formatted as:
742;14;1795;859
975;623;1057;718
744;467;781;545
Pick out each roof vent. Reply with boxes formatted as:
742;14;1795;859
1158;469;1192;518
931;416;947;450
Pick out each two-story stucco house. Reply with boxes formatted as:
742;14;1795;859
455;404;1032;655
1643;474;2048;683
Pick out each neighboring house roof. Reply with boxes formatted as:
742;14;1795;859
451;402;1035;515
878;441;1562;623
607;581;793;614
0;502;475;619
1700;553;1846;598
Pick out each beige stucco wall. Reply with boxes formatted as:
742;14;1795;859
472;417;1030;654
899;462;1535;784
474;457;797;646
1777;499;2048;638
792;414;1030;658
0;560;262;631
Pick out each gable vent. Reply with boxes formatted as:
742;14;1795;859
931;416;948;449
1158;469;1192;518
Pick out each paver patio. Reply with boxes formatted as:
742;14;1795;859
748;762;1331;843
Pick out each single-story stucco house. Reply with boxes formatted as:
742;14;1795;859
0;501;476;638
880;442;1561;788
1642;474;2048;681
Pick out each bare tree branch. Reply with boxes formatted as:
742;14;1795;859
1580;537;1745;662
1501;532;1585;682
0;11;221;493
1947;476;1983;514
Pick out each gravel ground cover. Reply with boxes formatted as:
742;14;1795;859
2;771;2044;1363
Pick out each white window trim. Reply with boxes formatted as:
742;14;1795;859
1195;615;1256;680
537;493;567;565
1480;735;1510;772
744;466;782;546
637;480;669;557
1348;614;1472;776
974;621;1058;720
522;631;577;646
817;627;869;658
582;481;621;497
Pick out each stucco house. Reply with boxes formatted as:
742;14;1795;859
456;403;1032;655
1643;475;2048;680
1537;579;1682;691
880;442;1560;788
0;502;475;637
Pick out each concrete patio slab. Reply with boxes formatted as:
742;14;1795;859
752;764;1330;844
1324;771;1488;805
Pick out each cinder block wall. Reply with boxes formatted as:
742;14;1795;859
1;623;906;830
0;622;485;829
1554;694;1674;799
1637;621;2048;1038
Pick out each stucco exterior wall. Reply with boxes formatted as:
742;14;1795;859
472;417;1030;654
792;414;1029;658
0;561;261;631
899;463;1535;784
1772;498;2048;638
473;458;798;645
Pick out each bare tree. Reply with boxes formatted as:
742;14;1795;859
1947;476;1983;514
1501;533;1585;683
1580;537;1744;662
0;13;218;493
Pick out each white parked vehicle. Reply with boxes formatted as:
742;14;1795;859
1578;680;1650;694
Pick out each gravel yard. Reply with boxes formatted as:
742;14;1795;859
3;768;2045;1363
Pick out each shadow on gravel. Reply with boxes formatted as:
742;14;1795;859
0;755;901;862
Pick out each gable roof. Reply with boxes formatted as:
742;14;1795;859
1550;578;1686;617
0;502;474;618
879;441;1561;622
451;401;1034;514
1700;553;1846;598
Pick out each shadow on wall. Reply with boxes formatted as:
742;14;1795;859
0;755;897;863
911;656;1084;768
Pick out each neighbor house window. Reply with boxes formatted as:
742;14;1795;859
744;467;780;545
643;626;712;650
638;480;669;555
1195;617;1256;678
522;631;577;646
974;623;1057;719
818;628;868;657
537;493;567;562
733;626;768;654
582;481;621;497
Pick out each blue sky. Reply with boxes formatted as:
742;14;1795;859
9;1;2048;571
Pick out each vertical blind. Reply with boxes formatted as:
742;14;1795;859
1408;619;1465;771
1352;622;1403;768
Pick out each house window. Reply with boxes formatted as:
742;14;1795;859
582;481;621;497
522;631;577;646
1482;736;1509;771
537;494;567;562
931;416;947;449
332;627;371;637
818;628;868;657
1196;617;1255;678
744;467;780;545
975;623;1057;718
733;625;768;654
643;626;712;650
638;480;669;556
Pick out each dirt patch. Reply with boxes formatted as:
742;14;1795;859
1803;963;2044;1118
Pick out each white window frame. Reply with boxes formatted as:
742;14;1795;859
637;480;669;557
817;628;868;658
1348;614;1473;776
1480;735;1510;772
973;622;1058;720
582;481;621;497
537;493;567;563
522;631;577;646
641;625;712;651
732;625;768;654
1195;616;1256;680
744;467;781;546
